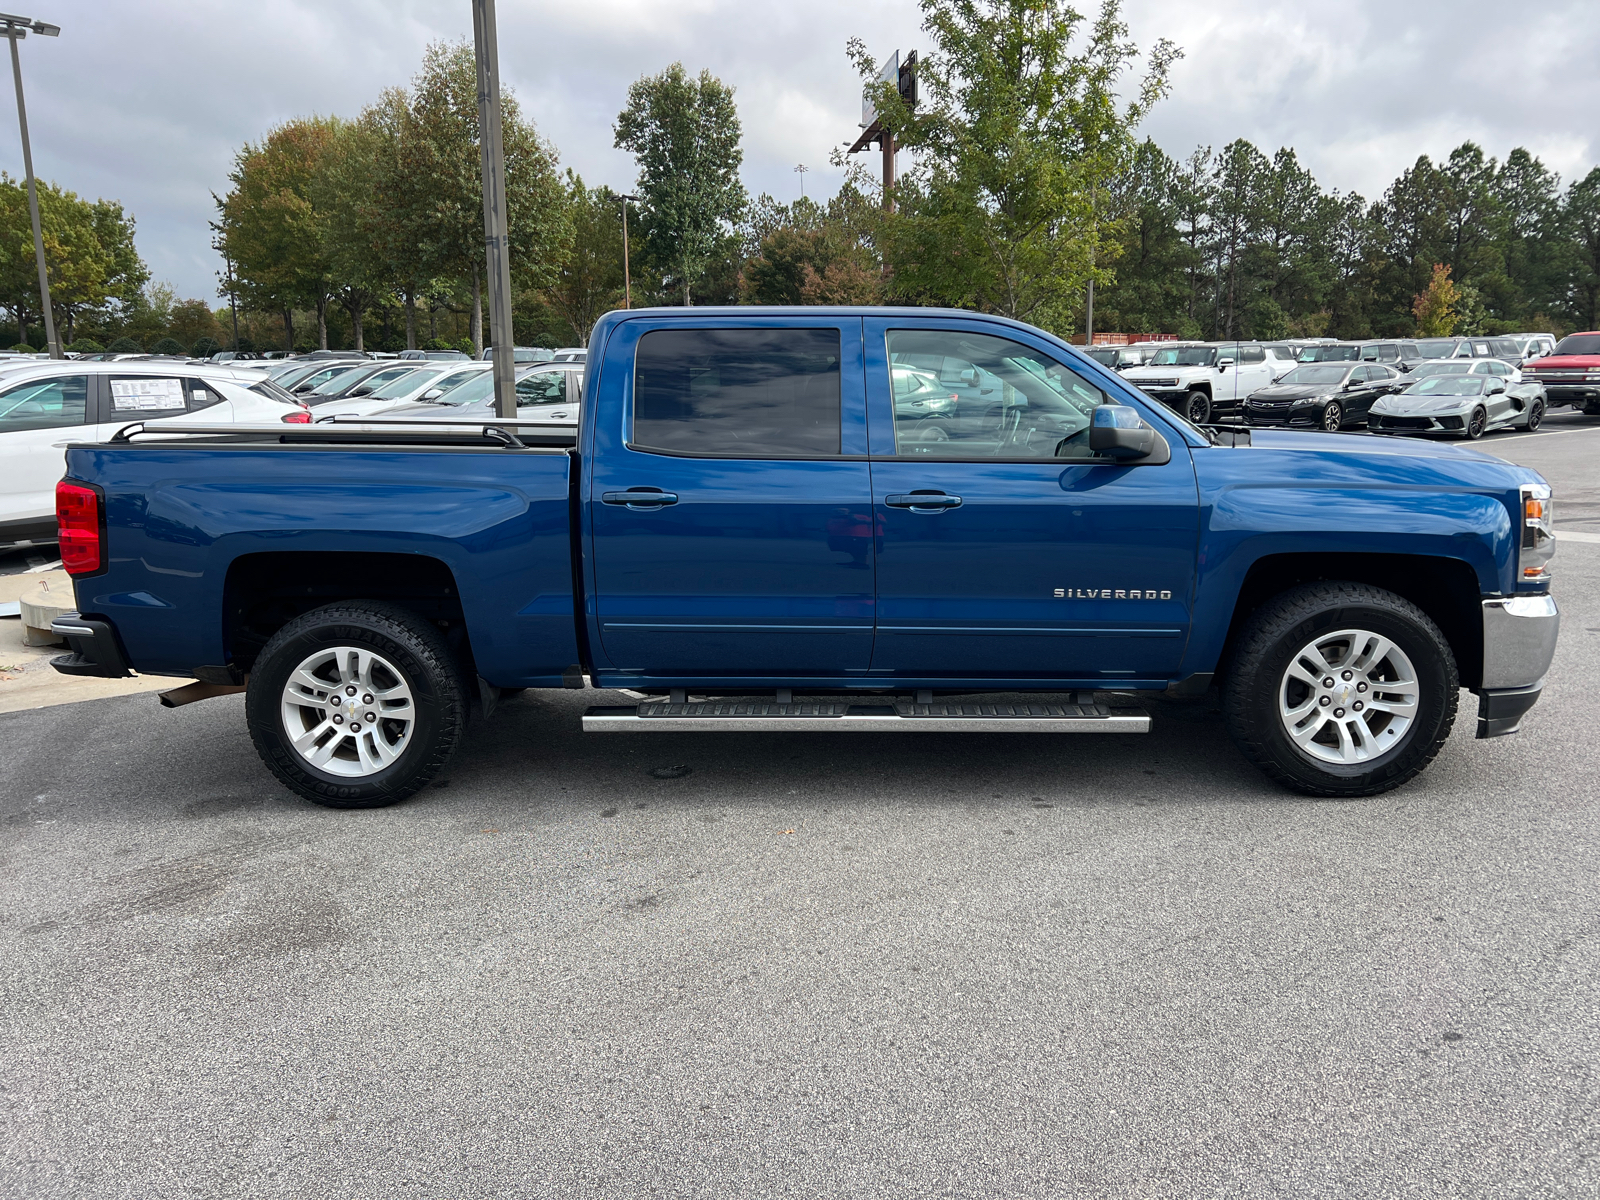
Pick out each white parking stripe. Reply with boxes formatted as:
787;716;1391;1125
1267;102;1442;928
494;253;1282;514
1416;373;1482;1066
1488;423;1600;444
1558;531;1600;544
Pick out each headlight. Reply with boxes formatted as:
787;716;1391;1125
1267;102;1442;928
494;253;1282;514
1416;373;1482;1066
1520;482;1554;583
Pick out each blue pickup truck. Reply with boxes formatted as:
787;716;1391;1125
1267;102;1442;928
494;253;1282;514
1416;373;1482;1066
47;307;1559;807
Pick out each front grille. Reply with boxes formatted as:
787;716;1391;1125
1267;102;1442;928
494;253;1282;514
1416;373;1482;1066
1375;416;1432;430
1138;378;1180;388
1439;415;1464;429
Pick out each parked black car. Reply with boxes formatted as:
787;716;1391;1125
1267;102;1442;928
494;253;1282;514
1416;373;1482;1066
1243;363;1403;430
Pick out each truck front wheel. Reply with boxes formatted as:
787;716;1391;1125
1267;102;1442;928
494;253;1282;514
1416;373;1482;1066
246;602;467;808
1184;390;1211;423
1222;582;1458;797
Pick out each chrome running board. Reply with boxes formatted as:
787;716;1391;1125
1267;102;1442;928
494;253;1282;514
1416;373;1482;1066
582;698;1150;734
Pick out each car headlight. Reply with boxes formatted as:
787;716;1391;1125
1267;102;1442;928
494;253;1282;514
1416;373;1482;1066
1520;482;1554;583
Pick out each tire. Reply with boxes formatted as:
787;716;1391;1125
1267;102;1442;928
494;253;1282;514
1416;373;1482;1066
1184;390;1211;424
1526;400;1544;431
1321;401;1343;431
1465;406;1487;439
1222;582;1458;797
246;601;468;809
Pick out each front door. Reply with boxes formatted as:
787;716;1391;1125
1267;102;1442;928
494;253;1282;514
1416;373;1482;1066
867;320;1200;686
0;372;91;543
587;319;875;681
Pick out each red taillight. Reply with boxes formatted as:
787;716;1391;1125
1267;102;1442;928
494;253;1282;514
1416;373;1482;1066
282;409;312;424
56;481;103;575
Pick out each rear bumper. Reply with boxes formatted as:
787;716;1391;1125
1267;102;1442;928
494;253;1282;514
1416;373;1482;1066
1536;384;1600;404
1474;594;1559;738
48;612;133;679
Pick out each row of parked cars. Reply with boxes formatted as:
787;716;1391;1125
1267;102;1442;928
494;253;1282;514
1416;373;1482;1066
0;346;587;553
1088;332;1589;438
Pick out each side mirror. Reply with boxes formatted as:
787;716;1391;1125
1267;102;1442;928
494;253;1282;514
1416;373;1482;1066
350;383;374;396
1487;383;1506;394
422;388;443;400
1218;357;1234;370
1089;404;1169;463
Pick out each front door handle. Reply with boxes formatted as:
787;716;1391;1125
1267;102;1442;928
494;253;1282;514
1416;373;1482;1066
885;492;962;511
602;488;678;509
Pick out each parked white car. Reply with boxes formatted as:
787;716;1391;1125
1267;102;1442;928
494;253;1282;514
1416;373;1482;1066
0;360;309;549
312;362;493;419
1119;341;1279;423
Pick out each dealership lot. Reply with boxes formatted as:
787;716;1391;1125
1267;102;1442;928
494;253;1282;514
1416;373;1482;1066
3;420;1598;1197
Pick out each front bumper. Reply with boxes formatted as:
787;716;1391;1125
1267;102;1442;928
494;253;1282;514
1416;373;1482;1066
1475;594;1559;737
1368;410;1467;434
1245;404;1320;428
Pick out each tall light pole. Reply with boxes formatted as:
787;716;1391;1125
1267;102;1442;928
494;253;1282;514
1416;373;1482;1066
0;12;60;359
470;0;516;419
617;193;637;310
794;163;808;199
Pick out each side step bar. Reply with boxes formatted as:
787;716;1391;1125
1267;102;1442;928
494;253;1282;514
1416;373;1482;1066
582;698;1150;734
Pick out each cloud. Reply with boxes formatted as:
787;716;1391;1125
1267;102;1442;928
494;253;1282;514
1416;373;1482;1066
0;0;1591;303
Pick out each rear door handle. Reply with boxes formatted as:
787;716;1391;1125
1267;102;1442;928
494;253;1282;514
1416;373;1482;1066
602;488;678;508
885;492;962;511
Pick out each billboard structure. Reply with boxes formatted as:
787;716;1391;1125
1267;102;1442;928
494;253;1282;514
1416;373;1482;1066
848;49;916;212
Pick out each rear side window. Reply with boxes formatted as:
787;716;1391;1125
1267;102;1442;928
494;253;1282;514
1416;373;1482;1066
110;376;185;413
632;328;842;457
185;379;225;411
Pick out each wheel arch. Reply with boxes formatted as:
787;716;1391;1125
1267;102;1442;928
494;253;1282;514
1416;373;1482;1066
1212;552;1483;689
223;551;468;677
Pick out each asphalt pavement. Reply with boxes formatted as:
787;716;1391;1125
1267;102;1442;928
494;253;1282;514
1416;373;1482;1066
3;417;1598;1198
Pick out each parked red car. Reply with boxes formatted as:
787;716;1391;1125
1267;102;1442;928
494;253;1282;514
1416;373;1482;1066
1520;332;1600;413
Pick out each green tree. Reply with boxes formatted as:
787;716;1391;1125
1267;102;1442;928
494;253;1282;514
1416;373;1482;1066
192;336;219;358
313;117;394;351
1561;168;1600;330
403;41;570;353
857;0;1179;333
540;173;625;346
615;62;747;305
217;118;338;350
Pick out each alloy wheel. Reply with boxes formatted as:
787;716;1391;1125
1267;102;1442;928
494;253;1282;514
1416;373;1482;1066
1278;628;1419;766
279;645;415;777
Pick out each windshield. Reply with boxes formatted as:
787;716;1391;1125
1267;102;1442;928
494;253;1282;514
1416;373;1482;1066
1277;365;1350;385
1409;361;1472;378
1404;375;1486;396
1084;347;1119;367
1297;345;1359;362
1553;334;1600;356
1147;346;1216;367
431;372;497;406
1414;339;1459;358
310;366;373;396
369;367;445;399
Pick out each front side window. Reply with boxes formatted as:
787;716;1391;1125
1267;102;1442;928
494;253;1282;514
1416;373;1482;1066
0;374;88;431
632;328;841;457
1239;345;1265;364
1359;345;1381;361
886;329;1116;460
516;369;569;406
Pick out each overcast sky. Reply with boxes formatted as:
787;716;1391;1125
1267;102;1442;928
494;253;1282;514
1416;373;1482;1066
6;0;1596;303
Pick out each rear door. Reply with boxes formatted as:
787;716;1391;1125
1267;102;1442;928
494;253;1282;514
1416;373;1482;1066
866;318;1199;686
586;318;875;680
0;371;90;540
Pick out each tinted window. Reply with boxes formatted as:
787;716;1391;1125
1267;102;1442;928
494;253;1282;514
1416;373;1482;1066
1239;345;1265;364
1359;345;1381;361
1298;345;1360;362
186;379;224;411
0;375;87;431
886;329;1115;460
1553;334;1600;356
1376;344;1398;361
516;370;569;406
1414;339;1458;358
1279;365;1349;385
632;328;841;457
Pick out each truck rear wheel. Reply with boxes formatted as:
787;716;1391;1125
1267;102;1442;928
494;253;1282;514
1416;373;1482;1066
246;602;467;808
1222;582;1457;797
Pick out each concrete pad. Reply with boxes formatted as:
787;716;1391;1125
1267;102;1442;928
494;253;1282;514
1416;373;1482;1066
0;568;174;713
